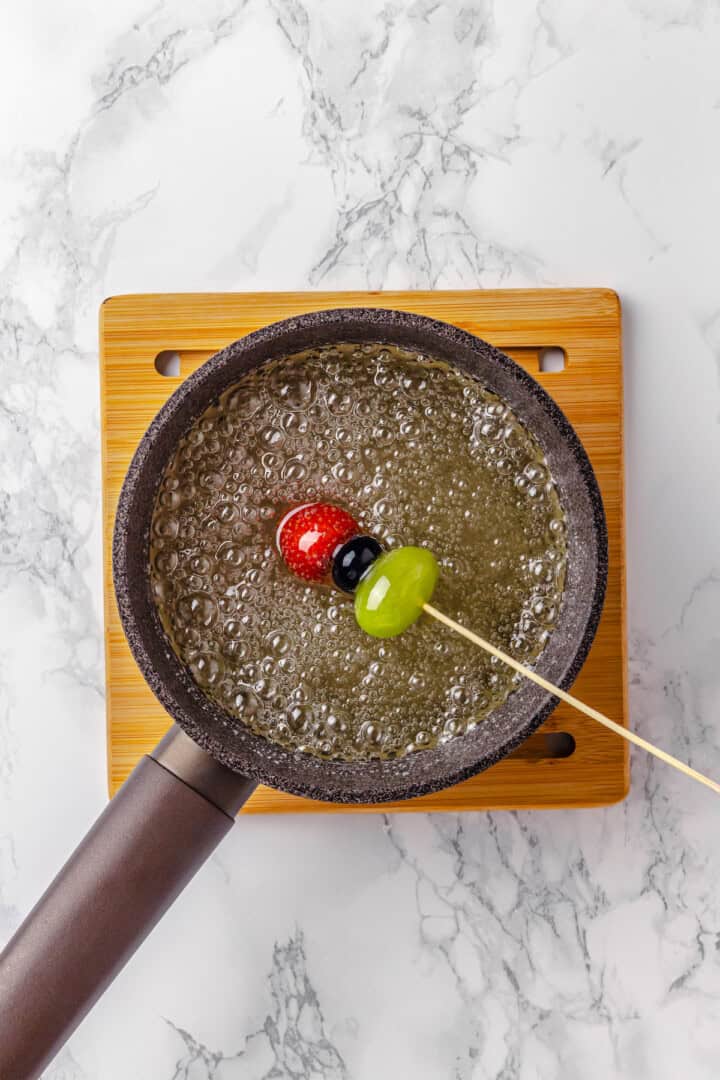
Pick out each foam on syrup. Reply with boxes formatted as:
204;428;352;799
150;344;567;761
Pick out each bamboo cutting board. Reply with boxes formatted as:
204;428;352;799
100;290;627;811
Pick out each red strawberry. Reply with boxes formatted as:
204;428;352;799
277;502;359;581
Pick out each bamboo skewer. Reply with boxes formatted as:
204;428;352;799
422;602;720;796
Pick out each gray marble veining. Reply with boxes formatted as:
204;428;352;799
1;1;719;1077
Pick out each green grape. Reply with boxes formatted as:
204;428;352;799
354;547;439;638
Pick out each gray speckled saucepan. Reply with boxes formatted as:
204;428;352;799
0;308;607;1078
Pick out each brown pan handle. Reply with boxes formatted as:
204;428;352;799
0;726;256;1080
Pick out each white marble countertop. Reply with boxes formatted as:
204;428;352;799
2;2;720;1077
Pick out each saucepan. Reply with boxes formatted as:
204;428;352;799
0;309;606;1078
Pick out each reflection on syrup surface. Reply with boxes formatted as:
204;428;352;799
150;344;567;761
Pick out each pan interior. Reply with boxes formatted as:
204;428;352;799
114;309;606;803
149;342;568;764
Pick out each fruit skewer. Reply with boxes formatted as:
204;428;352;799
278;501;720;795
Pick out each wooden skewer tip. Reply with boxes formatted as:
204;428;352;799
422;602;720;796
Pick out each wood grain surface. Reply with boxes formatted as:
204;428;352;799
100;289;627;811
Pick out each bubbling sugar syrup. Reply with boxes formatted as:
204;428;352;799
150;344;567;761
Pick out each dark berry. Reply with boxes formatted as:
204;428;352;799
332;535;383;593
